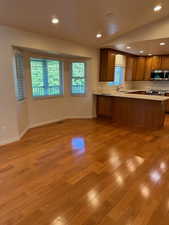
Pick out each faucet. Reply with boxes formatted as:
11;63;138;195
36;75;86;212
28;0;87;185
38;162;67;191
116;86;120;92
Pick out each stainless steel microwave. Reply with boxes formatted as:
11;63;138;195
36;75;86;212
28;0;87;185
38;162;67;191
151;70;169;80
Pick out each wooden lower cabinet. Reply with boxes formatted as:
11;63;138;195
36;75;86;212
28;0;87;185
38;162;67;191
111;97;165;129
96;96;112;118
165;101;169;113
96;95;166;129
165;94;169;113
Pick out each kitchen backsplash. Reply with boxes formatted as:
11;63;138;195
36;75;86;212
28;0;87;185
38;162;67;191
129;81;169;90
95;81;133;92
95;81;169;92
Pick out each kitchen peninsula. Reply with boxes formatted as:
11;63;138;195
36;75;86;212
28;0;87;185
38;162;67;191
94;91;169;130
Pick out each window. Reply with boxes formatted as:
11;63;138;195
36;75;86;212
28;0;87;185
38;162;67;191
114;66;124;85
30;58;63;97
108;66;125;86
15;53;25;101
71;62;86;95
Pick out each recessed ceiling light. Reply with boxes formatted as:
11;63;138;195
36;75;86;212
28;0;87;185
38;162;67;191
126;46;131;49
140;50;144;54
105;12;113;18
160;42;166;46
153;5;162;12
148;53;152;56
51;17;59;24
96;33;102;38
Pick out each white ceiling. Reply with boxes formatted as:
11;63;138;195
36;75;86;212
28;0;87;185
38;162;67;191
1;0;169;53
105;15;169;55
114;38;169;56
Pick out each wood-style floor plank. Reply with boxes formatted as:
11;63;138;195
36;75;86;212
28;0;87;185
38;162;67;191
1;117;169;224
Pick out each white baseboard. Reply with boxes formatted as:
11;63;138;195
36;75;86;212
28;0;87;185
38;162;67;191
0;127;29;146
29;117;67;129
19;127;30;139
29;115;95;129
0;115;95;146
0;136;19;146
66;115;95;120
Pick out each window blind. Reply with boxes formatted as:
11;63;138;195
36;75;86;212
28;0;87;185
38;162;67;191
15;54;25;101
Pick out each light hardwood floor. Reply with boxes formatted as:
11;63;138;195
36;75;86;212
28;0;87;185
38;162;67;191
1;117;169;225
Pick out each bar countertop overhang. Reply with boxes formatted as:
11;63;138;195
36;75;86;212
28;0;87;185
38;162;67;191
93;90;169;101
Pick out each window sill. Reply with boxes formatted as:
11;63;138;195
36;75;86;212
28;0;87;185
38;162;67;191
71;93;86;97
32;95;64;100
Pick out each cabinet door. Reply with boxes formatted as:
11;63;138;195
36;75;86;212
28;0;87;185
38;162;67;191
134;57;146;81
99;49;107;81
165;94;169;113
161;56;169;70
165;100;169;113
107;51;115;81
99;49;115;81
125;56;136;81
151;56;162;70
144;56;153;80
96;96;112;118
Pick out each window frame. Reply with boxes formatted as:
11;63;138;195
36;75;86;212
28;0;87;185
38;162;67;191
108;66;125;86
70;61;87;96
114;66;125;85
30;57;64;99
14;53;25;102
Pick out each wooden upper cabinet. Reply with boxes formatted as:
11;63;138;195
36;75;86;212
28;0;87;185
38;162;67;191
125;55;136;81
100;50;169;82
99;49;115;81
144;56;153;80
133;57;146;81
161;56;169;70
151;56;162;70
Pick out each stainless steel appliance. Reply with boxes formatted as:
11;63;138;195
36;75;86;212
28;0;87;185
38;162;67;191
145;89;167;96
151;70;169;80
131;89;169;96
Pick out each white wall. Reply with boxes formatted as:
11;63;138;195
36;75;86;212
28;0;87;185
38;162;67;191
16;101;29;136
24;52;96;128
0;25;99;145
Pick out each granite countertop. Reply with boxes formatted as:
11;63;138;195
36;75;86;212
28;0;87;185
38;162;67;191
93;90;169;101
